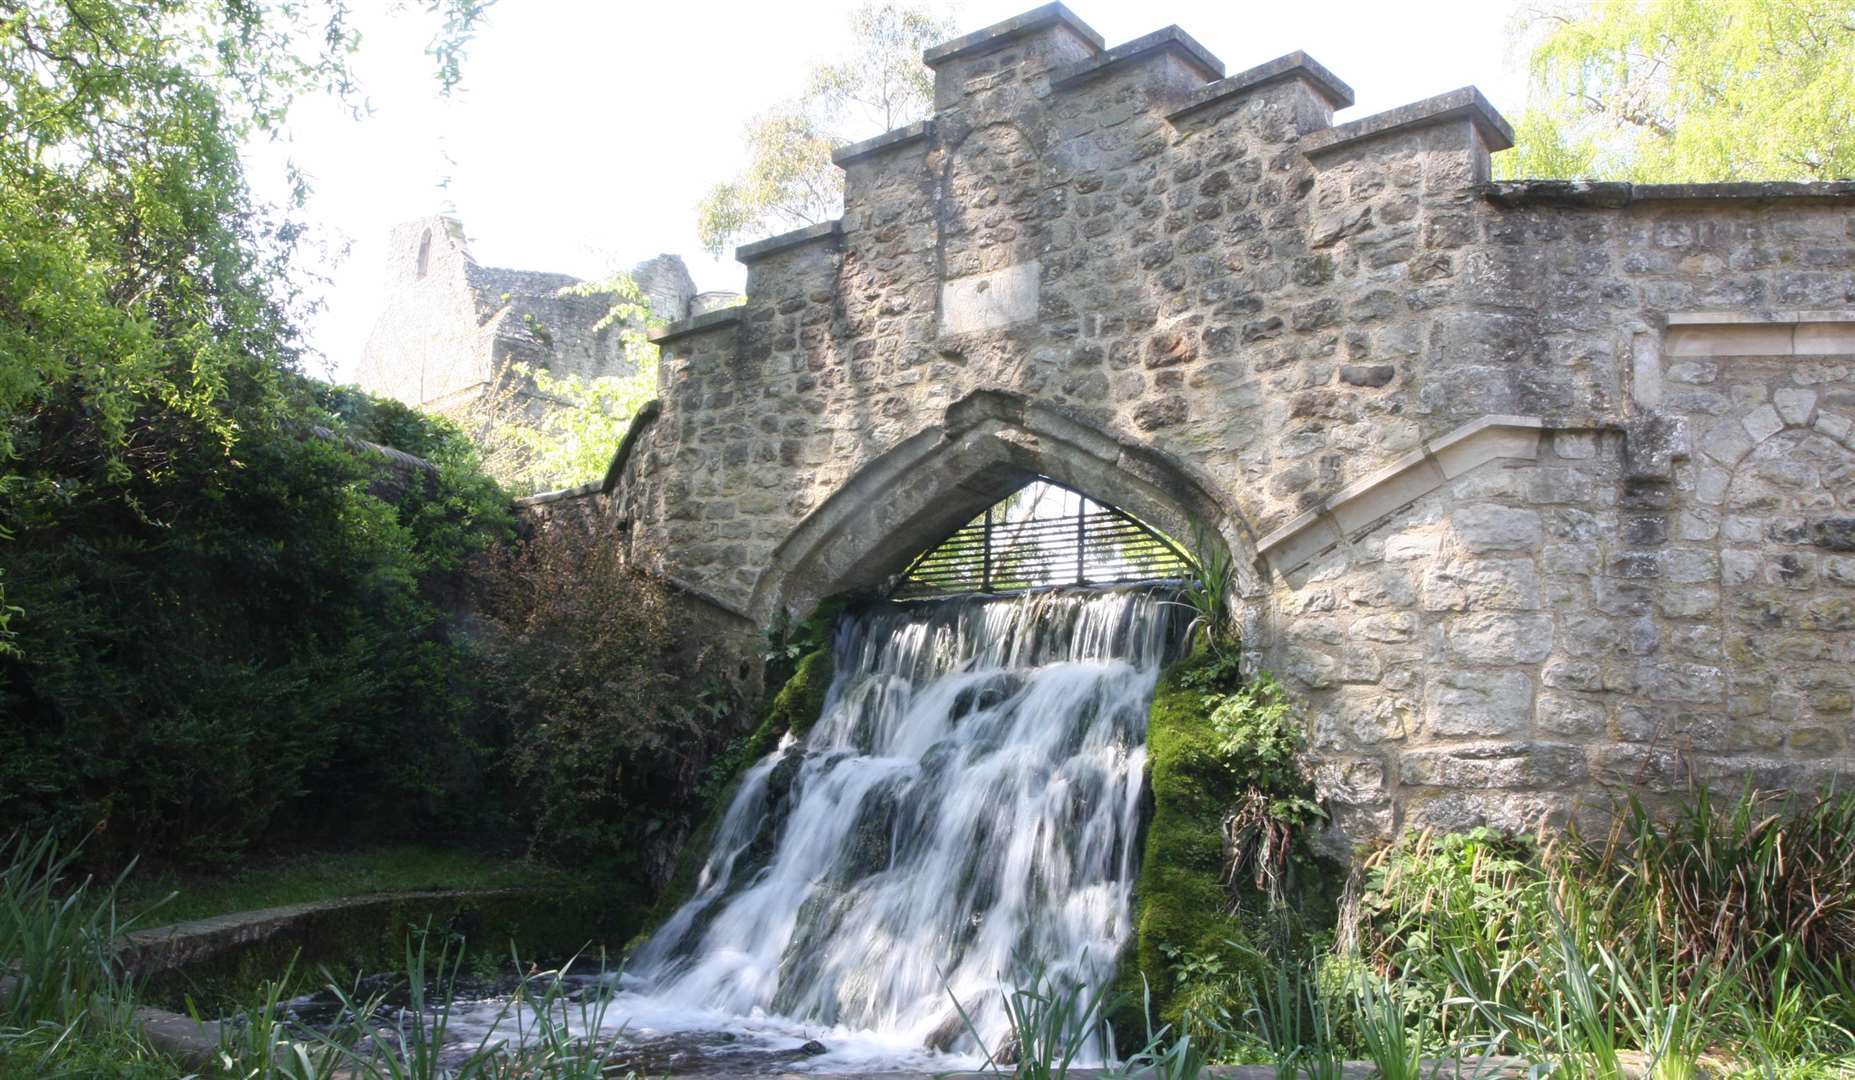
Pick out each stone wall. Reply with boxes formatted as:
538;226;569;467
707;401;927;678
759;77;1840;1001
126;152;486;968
568;3;1855;843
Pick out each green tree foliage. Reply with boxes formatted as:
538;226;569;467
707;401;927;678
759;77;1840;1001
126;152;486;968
0;1;507;861
695;2;953;256
1502;0;1855;181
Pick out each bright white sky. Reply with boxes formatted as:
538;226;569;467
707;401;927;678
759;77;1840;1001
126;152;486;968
259;0;1534;384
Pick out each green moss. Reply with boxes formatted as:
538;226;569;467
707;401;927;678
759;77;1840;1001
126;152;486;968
766;646;835;742
1116;650;1252;1035
1115;650;1344;1043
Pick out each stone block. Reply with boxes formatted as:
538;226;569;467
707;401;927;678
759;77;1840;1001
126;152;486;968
1450;504;1543;553
1421;558;1542;611
1446;612;1555;663
1537;692;1605;736
1773;388;1818;426
1742;403;1786;444
940;261;1041;336
1399;742;1585;788
1421;669;1533;737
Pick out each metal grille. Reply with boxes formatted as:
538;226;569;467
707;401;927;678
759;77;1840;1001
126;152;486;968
892;479;1194;599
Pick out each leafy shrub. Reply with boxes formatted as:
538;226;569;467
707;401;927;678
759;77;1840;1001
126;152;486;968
0;390;513;864
476;525;745;884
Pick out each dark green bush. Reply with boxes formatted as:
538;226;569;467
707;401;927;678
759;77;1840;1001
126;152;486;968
0;380;512;864
476;525;747;885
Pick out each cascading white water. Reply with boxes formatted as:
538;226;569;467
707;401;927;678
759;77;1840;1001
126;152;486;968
450;587;1182;1073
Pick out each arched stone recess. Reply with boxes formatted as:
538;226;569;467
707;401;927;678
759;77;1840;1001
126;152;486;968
747;389;1262;624
1696;392;1855;771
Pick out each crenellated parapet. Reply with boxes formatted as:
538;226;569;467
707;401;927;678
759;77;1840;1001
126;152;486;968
623;2;1855;844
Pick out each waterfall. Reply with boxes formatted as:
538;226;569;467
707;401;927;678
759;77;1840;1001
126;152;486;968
625;587;1182;1064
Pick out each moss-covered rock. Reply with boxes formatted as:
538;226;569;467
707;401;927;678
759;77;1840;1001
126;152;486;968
1113;650;1343;1043
1116;651;1250;1036
763;646;836;745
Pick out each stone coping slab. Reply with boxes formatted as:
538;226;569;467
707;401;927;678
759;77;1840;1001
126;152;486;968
120;887;547;975
649;305;742;345
1301;86;1514;158
1483;179;1855;208
1256;415;1554;575
734;220;843;265
1048;25;1225;90
922;1;1104;67
833;121;935;166
1167;50;1354;120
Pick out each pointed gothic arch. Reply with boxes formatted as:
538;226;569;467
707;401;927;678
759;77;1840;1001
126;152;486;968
892;477;1193;599
746;390;1261;622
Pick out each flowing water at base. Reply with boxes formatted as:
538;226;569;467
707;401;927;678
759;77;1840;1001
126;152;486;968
448;588;1182;1073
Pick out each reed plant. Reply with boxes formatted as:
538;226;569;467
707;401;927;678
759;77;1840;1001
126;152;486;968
946;959;1123;1080
1351;972;1427;1080
1357;789;1855;1079
1106;976;1216;1080
1244;956;1344;1080
213;938;634;1080
0;830;150;1028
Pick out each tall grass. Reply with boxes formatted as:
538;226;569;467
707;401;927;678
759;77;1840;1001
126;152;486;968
212;935;633;1080
0;831;150;1028
1358;788;1855;1077
945;959;1122;1080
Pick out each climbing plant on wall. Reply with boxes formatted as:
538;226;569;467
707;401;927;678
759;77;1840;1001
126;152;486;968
464;271;662;495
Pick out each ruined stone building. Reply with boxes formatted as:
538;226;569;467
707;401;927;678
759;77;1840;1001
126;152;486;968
522;4;1855;843
357;215;736;416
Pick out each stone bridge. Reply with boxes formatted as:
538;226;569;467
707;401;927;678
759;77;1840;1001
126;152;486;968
524;3;1855;841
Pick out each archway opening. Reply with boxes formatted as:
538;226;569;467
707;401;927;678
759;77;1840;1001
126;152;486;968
891;477;1193;599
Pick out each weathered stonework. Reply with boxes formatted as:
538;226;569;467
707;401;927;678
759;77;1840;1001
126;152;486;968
357;216;724;416
544;3;1855;844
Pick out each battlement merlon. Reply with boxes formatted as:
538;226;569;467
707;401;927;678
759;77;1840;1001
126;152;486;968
1301;85;1515;184
923;2;1104;112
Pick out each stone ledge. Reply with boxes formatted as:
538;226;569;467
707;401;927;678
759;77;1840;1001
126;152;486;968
513;480;601;507
1482;179;1855;208
1047;25;1224;90
1667;308;1855;326
1665;311;1855;358
513;399;663;506
734;220;842;264
1166;50;1354;121
648;306;741;345
1301;86;1514;159
832;121;935;166
120;888;544;975
922;2;1103;67
1256;416;1550;575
